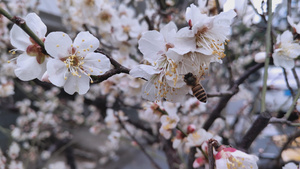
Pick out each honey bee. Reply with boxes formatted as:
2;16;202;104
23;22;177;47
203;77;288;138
184;72;207;103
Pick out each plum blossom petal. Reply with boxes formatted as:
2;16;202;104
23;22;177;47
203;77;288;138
10;25;30;51
130;65;160;80
44;32;72;59
73;31;99;57
287;16;300;34
47;59;68;87
64;73;90;95
10;13;46;51
14;53;44;81
138;31;165;64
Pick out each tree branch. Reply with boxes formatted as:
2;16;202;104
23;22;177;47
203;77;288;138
203;62;264;131
92;49;130;83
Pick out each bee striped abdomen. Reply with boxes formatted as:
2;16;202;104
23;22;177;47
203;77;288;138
192;84;207;103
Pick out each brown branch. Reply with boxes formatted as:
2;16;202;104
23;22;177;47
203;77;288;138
269;117;293;125
292;68;300;88
203;62;264;130
92;49;130;83
144;16;154;30
237;111;272;151
208;141;215;169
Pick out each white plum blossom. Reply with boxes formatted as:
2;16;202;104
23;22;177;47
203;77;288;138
254;52;266;63
186;128;209;147
8;160;23;169
158;102;180;139
180;4;236;62
112;15;142;41
282;162;299;169
8;142;20;160
48;161;68;169
287;16;300;34
0;149;6;169
273;30;300;69
44;31;111;95
96;3;118;35
178;4;236;69
215;147;259;169
159;111;180;139
9;13;48;81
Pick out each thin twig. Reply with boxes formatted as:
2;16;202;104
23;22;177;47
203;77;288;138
284;86;300;120
292;68;300;88
115;112;162;169
92;49;130;83
248;0;267;23
283;68;295;97
269;117;292;125
284;68;300;119
203;62;264;130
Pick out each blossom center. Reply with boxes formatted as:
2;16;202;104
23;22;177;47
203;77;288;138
100;11;112;23
85;0;94;6
60;47;94;83
195;31;226;59
122;25;131;34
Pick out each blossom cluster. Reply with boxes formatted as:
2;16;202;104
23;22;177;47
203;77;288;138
130;2;236;103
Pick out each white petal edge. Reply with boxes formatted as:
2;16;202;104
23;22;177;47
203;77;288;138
14;53;43;81
130;65;160;80
25;13;47;38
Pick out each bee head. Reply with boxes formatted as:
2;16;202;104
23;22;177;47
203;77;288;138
184;72;197;86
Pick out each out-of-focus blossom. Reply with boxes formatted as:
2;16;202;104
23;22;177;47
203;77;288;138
8;160;23;169
48;161;68;169
108;131;121;144
0;78;14;97
287;16;300;34
254;52;266;63
0;149;6;169
186;128;209;147
273;30;300;69
282;162;299;169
